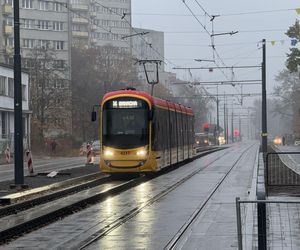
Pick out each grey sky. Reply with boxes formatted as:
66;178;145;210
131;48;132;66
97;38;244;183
132;0;300;98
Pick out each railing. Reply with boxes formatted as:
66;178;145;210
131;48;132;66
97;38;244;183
236;199;300;250
266;152;300;195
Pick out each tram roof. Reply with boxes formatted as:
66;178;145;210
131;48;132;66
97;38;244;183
102;89;194;115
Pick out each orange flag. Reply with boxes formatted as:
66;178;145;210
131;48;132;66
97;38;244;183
271;41;276;46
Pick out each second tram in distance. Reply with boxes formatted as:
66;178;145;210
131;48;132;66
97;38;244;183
92;88;195;174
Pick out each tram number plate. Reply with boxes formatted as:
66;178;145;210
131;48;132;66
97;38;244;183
121;151;130;155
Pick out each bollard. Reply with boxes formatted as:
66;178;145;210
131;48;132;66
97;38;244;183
5;147;10;164
25;150;34;176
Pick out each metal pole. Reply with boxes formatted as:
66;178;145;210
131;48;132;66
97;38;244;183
231;104;234;143
13;0;25;186
239;115;241;141
223;92;226;144
261;39;268;154
216;85;219;145
236;197;243;250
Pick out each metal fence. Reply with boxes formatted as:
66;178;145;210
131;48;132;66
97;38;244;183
236;199;300;250
266;152;300;194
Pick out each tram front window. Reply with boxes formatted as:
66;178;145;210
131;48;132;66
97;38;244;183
102;98;149;149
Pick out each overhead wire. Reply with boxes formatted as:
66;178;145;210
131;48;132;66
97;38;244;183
92;0;177;67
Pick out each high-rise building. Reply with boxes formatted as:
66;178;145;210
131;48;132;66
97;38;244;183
70;0;132;52
0;0;72;140
132;28;165;83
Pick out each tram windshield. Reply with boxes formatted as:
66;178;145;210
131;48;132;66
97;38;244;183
102;97;149;149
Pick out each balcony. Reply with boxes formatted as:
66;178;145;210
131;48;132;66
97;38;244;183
72;17;89;24
71;4;88;11
4;25;13;35
90;24;97;31
2;4;12;14
90;12;97;17
90;38;97;44
72;31;89;38
5;46;13;54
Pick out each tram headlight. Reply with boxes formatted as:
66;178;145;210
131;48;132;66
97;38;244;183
104;149;114;156
136;150;147;156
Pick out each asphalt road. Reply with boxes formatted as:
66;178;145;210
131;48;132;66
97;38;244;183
0;156;100;182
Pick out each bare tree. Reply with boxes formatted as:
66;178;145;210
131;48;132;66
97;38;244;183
71;45;139;144
25;47;71;148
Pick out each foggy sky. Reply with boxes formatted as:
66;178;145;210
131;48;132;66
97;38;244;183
132;0;300;97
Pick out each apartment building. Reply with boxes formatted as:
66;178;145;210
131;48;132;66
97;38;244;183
0;63;31;152
132;28;165;83
70;0;132;53
1;0;72;140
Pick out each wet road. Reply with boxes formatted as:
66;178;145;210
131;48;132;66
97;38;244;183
0;156;99;182
1;142;259;250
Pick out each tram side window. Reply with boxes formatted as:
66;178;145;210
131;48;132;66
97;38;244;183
170;110;176;148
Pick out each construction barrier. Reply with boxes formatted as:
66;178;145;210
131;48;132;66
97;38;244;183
5;147;10;164
86;144;95;165
25;150;34;176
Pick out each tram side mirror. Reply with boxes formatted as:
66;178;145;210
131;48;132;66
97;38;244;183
91;104;100;122
91;111;97;122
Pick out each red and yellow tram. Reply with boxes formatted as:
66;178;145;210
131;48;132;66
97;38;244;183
92;89;195;173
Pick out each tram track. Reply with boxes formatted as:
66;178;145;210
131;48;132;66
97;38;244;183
74;146;237;250
164;143;257;249
0;146;224;245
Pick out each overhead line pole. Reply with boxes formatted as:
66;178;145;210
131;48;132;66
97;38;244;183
261;39;268;154
12;0;25;188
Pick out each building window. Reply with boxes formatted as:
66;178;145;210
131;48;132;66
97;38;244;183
37;20;49;30
22;39;35;48
53;21;64;31
5;37;14;46
54;41;64;50
5;17;14;26
1;112;6;137
8;78;14;97
0;77;6;96
23;19;35;29
53;2;63;11
38;0;49;10
38;40;49;49
22;85;26;100
22;0;33;9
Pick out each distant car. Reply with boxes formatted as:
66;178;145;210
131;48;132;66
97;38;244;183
294;139;300;146
91;140;100;154
273;136;282;145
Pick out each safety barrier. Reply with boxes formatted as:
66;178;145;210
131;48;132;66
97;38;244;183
25;150;34;176
4;147;10;164
236;199;300;250
86;144;95;165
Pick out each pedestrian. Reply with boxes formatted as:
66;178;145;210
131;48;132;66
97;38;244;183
282;136;285;146
51;139;57;154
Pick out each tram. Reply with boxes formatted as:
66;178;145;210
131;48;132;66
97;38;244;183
91;88;195;173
